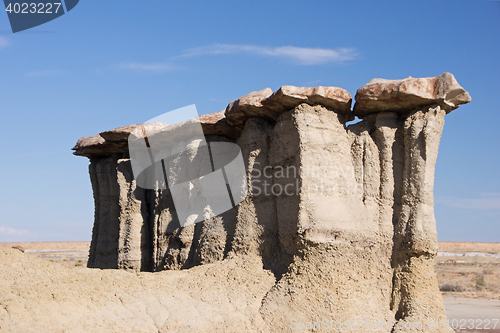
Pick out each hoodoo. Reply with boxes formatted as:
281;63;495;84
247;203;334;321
73;73;470;332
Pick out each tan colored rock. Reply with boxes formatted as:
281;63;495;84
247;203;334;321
225;86;354;130
353;72;471;118
73;75;471;332
230;117;284;274
73;112;239;157
262;85;353;120
72;133;107;156
72;123;168;157
261;104;394;331
224;88;274;130
88;156;150;271
138;111;240;141
100;122;168;142
73;133;105;148
196;110;240;139
154;135;239;271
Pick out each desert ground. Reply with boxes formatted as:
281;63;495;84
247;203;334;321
435;242;500;299
0;241;499;332
435;242;500;333
0;241;90;268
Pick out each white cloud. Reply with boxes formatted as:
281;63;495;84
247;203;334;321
0;36;9;48
25;70;63;77
436;193;500;211
0;226;29;236
306;79;322;85
177;44;357;65
119;62;176;73
120;44;356;72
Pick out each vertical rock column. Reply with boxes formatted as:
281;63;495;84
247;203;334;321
371;112;403;237
229;117;281;273
148;185;179;271
391;106;449;328
149;135;239;271
88;156;150;271
115;158;151;271
353;73;471;332
88;156;120;269
261;103;395;332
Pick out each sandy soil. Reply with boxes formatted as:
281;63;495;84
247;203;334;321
1;240;499;331
0;247;276;333
4;241;497;253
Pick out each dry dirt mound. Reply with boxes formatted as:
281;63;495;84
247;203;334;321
0;248;275;333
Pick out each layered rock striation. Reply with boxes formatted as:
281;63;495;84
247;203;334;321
73;73;470;332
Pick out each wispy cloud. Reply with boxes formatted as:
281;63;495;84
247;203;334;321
0;226;29;236
436;193;500;211
176;44;357;65
0;36;9;48
306;79;322;85
25;69;63;77
118;44;355;73
119;62;177;73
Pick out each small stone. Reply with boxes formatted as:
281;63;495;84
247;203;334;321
11;246;25;253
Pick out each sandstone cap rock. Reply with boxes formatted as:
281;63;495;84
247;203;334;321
224;88;275;130
74;74;469;157
99;123;168;142
73;112;240;157
72;133;108;157
225;85;353;129
194;110;240;139
353;72;471;118
72;123;168;157
262;85;353;120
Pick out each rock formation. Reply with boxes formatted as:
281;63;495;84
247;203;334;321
73;72;470;332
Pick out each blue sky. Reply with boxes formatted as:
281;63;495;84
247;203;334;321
0;0;498;242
